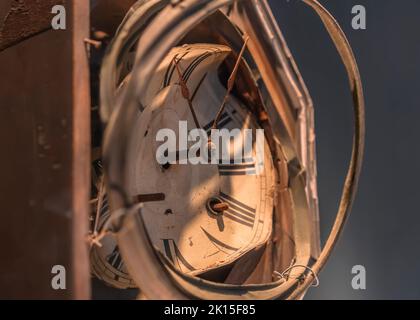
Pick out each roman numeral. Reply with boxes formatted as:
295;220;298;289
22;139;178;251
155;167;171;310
163;52;189;87
183;52;212;82
203;110;256;175
201;227;239;253
161;239;195;272
191;73;207;102
100;196;109;216
218;158;256;176
164;51;212;87
203;110;237;134
219;192;256;228
106;246;124;270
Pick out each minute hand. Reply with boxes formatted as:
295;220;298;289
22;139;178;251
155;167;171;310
211;35;250;132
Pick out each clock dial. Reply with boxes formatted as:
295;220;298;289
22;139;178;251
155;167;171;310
125;44;275;274
92;44;275;285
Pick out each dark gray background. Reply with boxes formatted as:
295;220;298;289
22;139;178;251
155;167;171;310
268;0;420;299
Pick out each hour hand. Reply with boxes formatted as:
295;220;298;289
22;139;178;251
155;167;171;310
173;57;201;129
133;193;166;203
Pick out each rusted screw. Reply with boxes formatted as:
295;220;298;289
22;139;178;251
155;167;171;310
212;202;229;213
84;38;102;49
208;198;229;215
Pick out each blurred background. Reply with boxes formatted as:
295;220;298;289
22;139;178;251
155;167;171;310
268;0;420;299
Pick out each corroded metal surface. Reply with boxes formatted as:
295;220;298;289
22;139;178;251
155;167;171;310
0;0;65;52
0;2;90;299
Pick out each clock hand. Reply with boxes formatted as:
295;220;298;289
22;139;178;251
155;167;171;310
212;202;229;213
210;35;249;134
173;57;201;129
134;193;166;203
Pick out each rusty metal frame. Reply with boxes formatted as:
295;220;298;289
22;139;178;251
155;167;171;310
0;1;90;299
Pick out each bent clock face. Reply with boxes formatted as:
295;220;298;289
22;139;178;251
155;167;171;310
92;44;276;286
126;45;276;274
